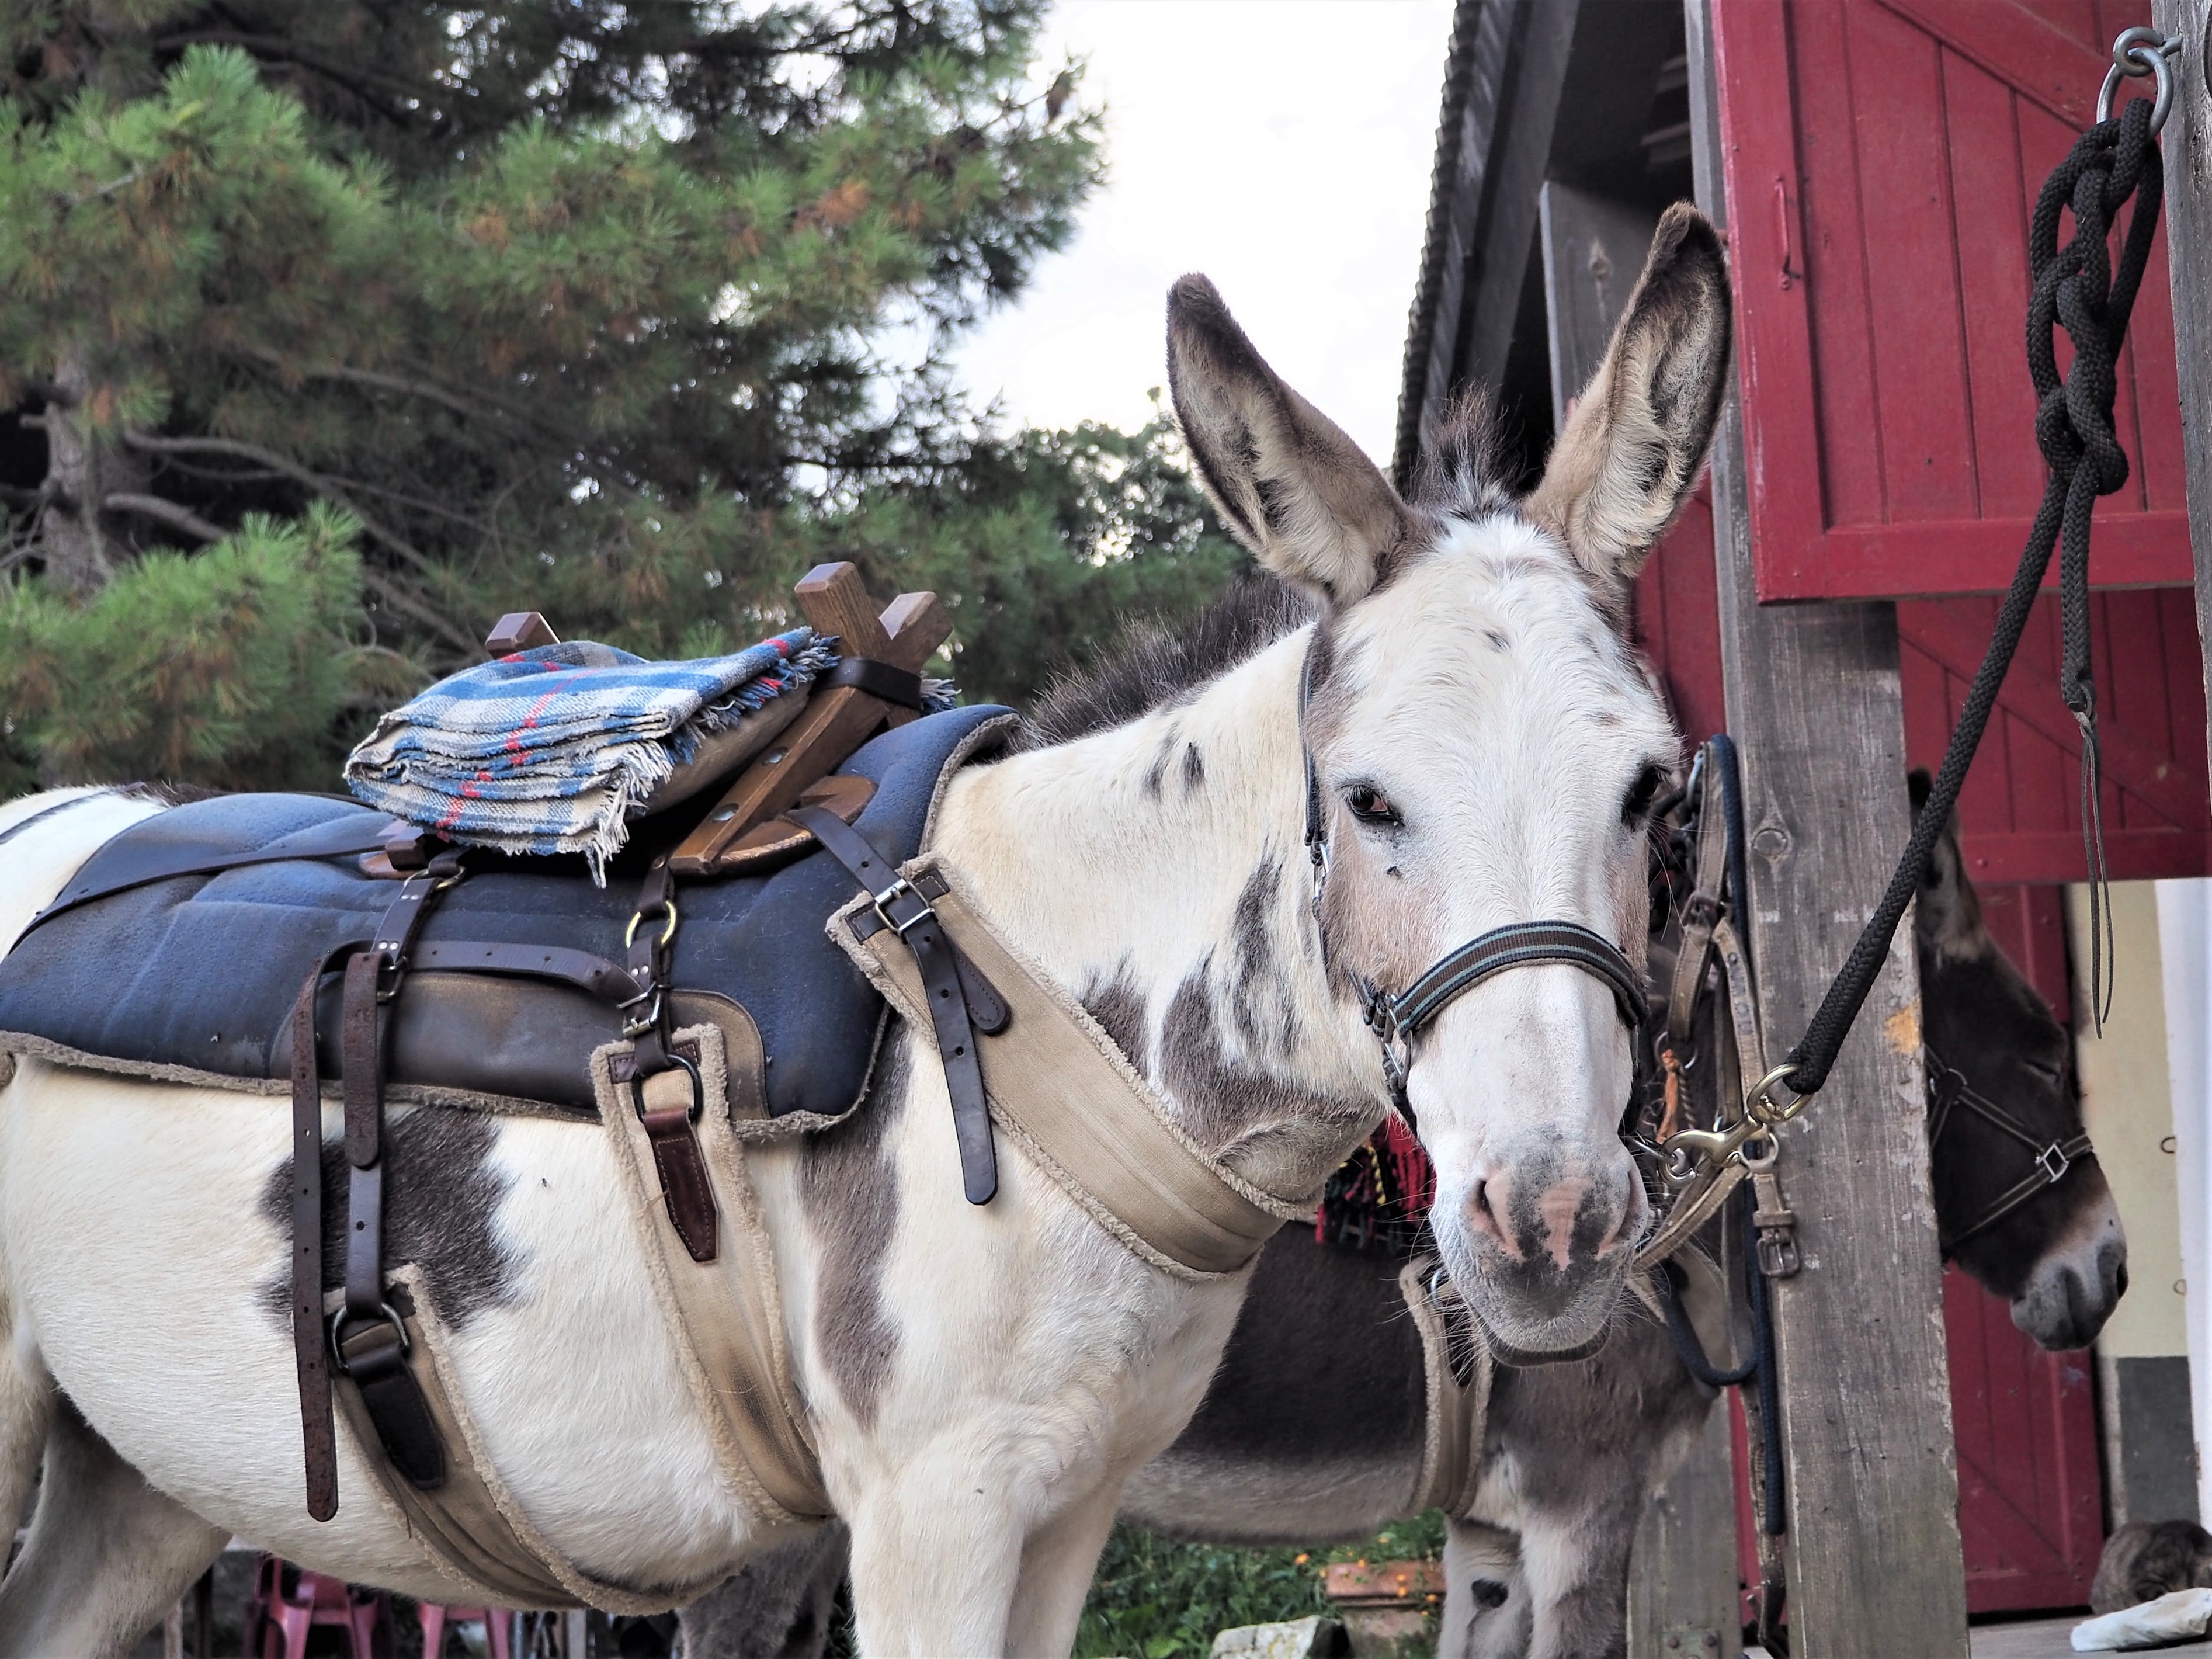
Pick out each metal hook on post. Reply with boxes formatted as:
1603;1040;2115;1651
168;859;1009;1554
2098;26;2184;133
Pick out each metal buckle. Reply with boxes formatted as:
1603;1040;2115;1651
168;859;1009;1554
328;1301;409;1372
619;987;664;1040
630;1050;704;1125
871;877;934;936
2034;1141;2072;1185
1756;1225;1802;1279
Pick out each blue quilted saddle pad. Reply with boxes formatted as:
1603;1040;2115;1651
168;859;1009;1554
0;706;1014;1116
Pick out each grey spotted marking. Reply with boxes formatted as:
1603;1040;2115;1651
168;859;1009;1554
1080;969;1148;1066
1225;860;1289;1055
1181;742;1204;789
257;1106;519;1331
1485;630;1510;652
798;1040;908;1429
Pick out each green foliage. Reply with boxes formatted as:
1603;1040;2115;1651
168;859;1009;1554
0;503;391;793
1074;1516;1446;1659
0;2;1244;797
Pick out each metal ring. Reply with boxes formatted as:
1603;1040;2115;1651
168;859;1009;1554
2098;28;2180;133
1741;1133;1779;1172
630;1050;704;1124
1746;1062;1805;1126
328;1301;410;1370
624;901;680;951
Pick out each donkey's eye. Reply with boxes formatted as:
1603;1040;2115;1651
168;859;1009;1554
1622;763;1668;825
1345;785;1401;828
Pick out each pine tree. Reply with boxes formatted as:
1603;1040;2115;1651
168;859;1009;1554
0;4;1241;792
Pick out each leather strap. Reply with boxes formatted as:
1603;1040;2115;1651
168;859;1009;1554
1391;922;1645;1039
638;1062;717;1262
1666;754;1731;1055
789;806;999;1204
288;956;348;1522
24;813;404;938
408;939;643;1002
826;656;925;711
336;1315;445;1489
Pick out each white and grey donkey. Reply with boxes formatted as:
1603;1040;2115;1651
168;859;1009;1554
0;207;1727;1657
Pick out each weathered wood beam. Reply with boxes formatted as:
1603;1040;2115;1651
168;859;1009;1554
2155;1;2212;796
1686;2;1968;1653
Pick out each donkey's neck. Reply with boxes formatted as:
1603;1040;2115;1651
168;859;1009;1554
933;629;1381;1199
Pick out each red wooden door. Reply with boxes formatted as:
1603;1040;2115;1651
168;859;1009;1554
1709;0;2189;601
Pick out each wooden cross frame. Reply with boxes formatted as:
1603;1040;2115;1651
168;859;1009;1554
479;562;950;880
668;563;949;876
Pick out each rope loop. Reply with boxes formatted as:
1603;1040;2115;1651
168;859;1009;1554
1781;86;2164;1094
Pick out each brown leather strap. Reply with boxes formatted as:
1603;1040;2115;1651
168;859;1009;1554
1665;755;1731;1056
825;656;925;710
410;939;642;1002
640;1070;718;1263
788;806;999;1204
289;966;339;1522
333;867;456;1495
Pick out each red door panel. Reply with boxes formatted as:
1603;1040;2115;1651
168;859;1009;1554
1709;0;2187;600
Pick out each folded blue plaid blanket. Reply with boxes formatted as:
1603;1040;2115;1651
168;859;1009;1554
343;630;835;881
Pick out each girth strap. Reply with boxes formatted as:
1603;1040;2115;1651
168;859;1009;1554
287;856;459;1519
788;805;1005;1204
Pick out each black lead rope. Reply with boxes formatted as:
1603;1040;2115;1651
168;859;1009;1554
1783;96;2162;1097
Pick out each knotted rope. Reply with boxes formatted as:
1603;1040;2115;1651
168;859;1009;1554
1784;95;2163;1096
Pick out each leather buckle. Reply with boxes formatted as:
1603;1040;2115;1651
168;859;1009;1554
630;1050;704;1125
872;877;935;936
328;1300;410;1372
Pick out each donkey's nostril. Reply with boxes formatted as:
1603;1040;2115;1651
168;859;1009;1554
1466;1178;1512;1251
2113;1259;2130;1300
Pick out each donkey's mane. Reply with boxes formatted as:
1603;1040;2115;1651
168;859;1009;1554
1018;580;1312;749
1410;390;1518;519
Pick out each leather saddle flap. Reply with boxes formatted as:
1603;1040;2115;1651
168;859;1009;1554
0;707;1016;1116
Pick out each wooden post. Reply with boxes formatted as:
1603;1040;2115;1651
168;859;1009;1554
1537;179;1743;1658
2157;1;2212;789
1685;2;1969;1654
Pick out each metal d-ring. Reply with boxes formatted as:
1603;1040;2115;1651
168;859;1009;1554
328;1301;410;1371
2098;27;2181;133
630;1049;704;1125
624;901;680;952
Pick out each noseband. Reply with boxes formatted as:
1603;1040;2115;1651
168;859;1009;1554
1925;1047;2091;1252
1298;643;1644;1121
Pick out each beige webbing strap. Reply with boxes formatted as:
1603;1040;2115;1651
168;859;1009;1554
332;1268;718;1616
834;859;1307;1279
1401;1255;1492;1519
593;1023;832;1528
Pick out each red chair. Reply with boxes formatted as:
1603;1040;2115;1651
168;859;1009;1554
419;1604;514;1659
244;1556;386;1658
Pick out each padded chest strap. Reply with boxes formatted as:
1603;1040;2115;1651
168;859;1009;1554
829;851;1309;1278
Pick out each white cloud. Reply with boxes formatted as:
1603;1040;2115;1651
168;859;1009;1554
953;0;1457;468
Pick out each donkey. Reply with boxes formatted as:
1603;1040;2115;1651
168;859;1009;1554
0;207;1732;1657
677;784;2126;1659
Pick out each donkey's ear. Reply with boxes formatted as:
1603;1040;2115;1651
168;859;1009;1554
1908;768;1990;960
1527;203;1732;588
1167;275;1414;612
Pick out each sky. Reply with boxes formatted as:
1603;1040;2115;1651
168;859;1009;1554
950;0;1460;470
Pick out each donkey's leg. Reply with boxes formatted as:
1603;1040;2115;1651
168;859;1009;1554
1514;1502;1640;1659
844;1460;1028;1658
1437;1519;1530;1659
0;1395;228;1659
1001;1480;1123;1658
0;1317;51;1547
676;1523;849;1659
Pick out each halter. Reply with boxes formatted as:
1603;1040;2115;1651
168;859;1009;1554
1298;641;1645;1120
1923;1046;2092;1253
